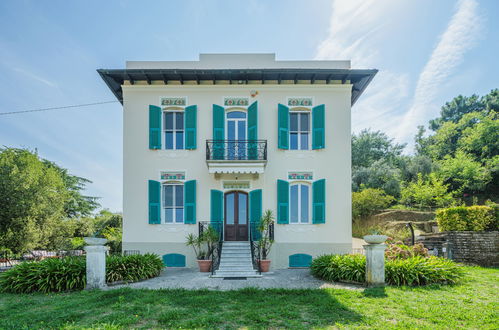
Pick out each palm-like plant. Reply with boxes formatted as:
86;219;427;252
258;210;275;260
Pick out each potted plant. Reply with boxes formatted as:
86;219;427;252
186;226;220;272
363;229;388;244
257;210;275;272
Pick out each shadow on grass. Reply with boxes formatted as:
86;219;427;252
0;287;366;328
362;286;387;298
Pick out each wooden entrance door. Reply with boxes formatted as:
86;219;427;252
224;191;248;241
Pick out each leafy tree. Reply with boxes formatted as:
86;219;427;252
398;155;435;183
352;160;401;197
352;188;395;220
0;148;68;253
400;173;454;210
458;111;499;160
352;129;406;168
437;151;491;194
43;160;99;218
429;94;484;131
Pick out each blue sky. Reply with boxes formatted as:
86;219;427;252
1;0;497;212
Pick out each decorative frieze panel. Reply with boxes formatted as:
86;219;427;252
161;97;186;106
288;172;313;180
224;97;249;107
223;181;250;189
287;97;313;107
160;171;185;180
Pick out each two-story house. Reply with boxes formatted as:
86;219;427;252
98;54;376;276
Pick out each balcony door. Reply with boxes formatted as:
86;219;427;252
224;191;248;241
226;111;247;160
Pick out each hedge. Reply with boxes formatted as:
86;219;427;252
311;254;463;286
0;253;163;293
436;205;498;231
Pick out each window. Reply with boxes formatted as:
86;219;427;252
164;112;184;150
289;183;310;223
163;183;184;223
289;112;310;150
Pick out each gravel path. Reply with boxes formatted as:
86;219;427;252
107;268;362;291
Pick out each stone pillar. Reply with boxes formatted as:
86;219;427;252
364;243;387;287
84;239;108;290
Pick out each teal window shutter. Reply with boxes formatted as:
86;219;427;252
277;179;289;224
149;105;162;149
278;104;289;149
312;179;326;224
148;180;161;224
248;101;258;160
212;104;225;159
210;189;223;234
184;180;196;224
312;104;325;149
184;105;197;149
249;189;262;240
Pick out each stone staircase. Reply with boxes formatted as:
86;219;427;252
211;241;261;278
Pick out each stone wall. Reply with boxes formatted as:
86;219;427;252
417;231;499;267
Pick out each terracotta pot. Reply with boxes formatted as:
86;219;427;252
197;260;212;272
258;259;271;272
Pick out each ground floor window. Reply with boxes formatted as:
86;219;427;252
290;183;310;223
163;183;184;223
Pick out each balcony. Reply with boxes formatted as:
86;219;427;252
206;140;267;175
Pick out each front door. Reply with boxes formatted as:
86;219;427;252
226;111;247;159
224;191;248;241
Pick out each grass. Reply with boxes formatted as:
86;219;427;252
0;267;497;329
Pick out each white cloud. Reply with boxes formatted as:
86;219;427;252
315;0;411;138
315;0;483;151
394;0;482;143
12;67;57;88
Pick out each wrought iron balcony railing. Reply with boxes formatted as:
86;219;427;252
206;140;267;161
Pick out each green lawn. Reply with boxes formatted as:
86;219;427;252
0;266;497;329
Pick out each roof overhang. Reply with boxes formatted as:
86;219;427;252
97;68;377;106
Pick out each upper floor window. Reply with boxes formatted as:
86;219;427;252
164;112;184;150
289;182;310;223
290;112;310;150
163;183;184;223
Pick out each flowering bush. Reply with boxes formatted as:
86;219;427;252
385;242;429;260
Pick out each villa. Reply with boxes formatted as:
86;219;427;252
98;53;376;276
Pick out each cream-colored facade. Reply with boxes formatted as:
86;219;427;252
99;54;376;269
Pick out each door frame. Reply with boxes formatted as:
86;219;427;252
223;190;249;241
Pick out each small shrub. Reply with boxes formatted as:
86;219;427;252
106;253;163;283
0;257;86;293
0;253;163;293
311;254;463;286
352;188;395;220
385;242;429;260
436;205;496;231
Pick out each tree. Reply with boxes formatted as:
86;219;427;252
400;173;454;210
429;94;484;131
437;151;491;194
43;160;100;218
459;111;499;161
352;129;406;168
0;148;68;253
352;160;401;197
